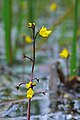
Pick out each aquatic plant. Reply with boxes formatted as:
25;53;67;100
59;48;70;80
17;23;51;120
59;47;80;89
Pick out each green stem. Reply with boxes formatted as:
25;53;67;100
31;25;35;80
70;0;78;76
27;0;35;22
3;0;13;65
13;0;24;60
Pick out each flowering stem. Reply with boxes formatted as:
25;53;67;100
22;45;26;81
23;54;33;62
32;77;39;82
33;91;46;96
16;82;26;90
31;25;35;82
19;82;26;86
34;31;39;40
27;99;31;120
27;24;36;120
65;58;69;80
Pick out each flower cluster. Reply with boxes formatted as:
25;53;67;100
28;23;52;38
19;23;52;99
17;22;51;120
26;88;34;99
26;81;36;89
26;82;36;99
24;23;52;99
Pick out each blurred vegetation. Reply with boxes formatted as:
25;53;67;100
3;0;13;65
0;0;80;119
0;0;80;71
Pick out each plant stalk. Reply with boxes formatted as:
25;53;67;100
3;0;13;65
31;26;35;81
70;0;78;76
65;58;69;80
27;99;31;120
27;24;35;120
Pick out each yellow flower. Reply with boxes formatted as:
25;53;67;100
39;26;52;37
26;82;32;89
26;88;34;99
50;3;57;11
28;22;35;28
26;81;37;89
25;36;33;43
59;48;69;58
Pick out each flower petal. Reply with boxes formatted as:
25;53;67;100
59;48;69;58
39;26;52;37
26;88;34;99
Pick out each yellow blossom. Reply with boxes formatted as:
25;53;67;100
26;82;32;89
25;36;33;43
28;22;35;28
26;88;34;99
59;48;69;58
39;26;52;37
26;81;37;89
50;3;57;11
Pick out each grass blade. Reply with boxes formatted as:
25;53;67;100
3;0;13;65
70;0;78;76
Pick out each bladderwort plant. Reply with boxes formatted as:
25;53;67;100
16;23;52;120
59;48;70;80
